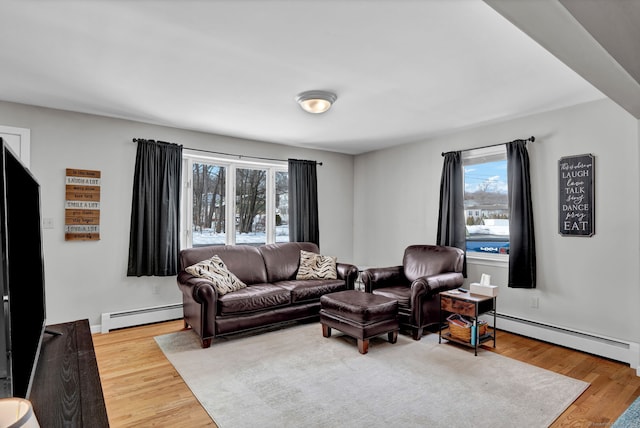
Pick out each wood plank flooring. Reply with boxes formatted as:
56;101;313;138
92;320;640;427
93;321;214;427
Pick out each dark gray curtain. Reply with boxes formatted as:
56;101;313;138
127;140;183;276
437;151;466;276
507;140;536;288
288;159;319;246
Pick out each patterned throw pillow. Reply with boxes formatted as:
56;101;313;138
296;250;337;280
185;255;247;295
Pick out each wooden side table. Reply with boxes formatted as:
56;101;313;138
438;290;496;356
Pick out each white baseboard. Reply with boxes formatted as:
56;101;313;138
99;303;183;334
481;312;640;375
93;305;640;376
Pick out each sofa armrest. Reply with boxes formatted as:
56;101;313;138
177;272;219;305
177;272;219;346
362;266;407;292
336;263;359;290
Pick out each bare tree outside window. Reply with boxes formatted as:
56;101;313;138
235;168;266;244
192;163;226;246
188;157;287;247
275;171;289;242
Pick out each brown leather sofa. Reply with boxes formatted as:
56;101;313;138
361;245;464;340
177;242;358;348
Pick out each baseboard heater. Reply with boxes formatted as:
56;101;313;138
100;303;183;334
480;312;640;373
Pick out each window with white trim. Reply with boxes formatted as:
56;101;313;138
183;153;288;247
462;146;509;256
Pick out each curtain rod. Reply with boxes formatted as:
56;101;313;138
441;136;535;157
132;138;322;165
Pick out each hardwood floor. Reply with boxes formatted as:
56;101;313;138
93;320;640;427
93;321;214;427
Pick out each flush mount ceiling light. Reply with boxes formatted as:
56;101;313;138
296;90;337;114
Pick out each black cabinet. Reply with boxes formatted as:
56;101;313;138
30;319;109;427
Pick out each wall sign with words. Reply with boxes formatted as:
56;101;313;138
65;168;101;241
558;154;594;236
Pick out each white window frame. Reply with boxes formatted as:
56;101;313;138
182;151;287;248
462;146;509;265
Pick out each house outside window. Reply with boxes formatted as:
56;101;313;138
182;153;288;247
462;146;509;256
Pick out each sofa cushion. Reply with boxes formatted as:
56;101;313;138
296;250;337;280
275;279;346;303
372;285;411;313
258;242;320;283
185;256;247;295
217;284;291;315
180;245;268;285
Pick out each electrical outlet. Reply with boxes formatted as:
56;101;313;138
530;296;539;309
42;218;54;229
152;284;159;295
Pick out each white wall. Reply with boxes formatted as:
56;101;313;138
0;101;354;328
354;98;640;345
3;96;638;353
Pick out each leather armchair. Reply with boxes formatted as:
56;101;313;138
361;245;464;340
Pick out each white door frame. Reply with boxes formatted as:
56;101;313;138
0;126;31;168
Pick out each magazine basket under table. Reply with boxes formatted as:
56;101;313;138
438;290;496;356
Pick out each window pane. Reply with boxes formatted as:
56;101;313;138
464;159;509;254
192;163;226;246
235;168;266;246
275;171;289;242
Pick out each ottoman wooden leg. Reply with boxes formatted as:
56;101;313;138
322;324;331;338
357;339;369;354
388;330;398;344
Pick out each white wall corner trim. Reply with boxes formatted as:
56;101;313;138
480;312;640;374
631;342;640;377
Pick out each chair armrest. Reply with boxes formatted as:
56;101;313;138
405;273;464;328
362;266;407;292
337;263;359;290
411;272;464;298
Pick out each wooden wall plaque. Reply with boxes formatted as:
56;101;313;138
65;168;101;241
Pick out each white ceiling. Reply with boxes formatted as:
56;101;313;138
0;0;606;155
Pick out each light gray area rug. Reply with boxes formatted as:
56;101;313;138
155;323;588;428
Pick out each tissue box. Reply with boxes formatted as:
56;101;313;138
470;282;499;297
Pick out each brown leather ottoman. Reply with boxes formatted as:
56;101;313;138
320;290;399;354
